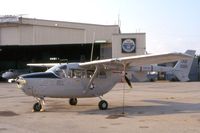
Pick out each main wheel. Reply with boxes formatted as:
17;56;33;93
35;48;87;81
33;102;42;112
98;100;108;110
69;98;78;105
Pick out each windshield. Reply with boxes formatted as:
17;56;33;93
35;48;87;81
47;64;67;78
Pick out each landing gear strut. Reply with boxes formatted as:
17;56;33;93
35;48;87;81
69;98;78;105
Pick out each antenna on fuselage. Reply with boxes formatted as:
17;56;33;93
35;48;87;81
60;59;68;64
90;32;96;61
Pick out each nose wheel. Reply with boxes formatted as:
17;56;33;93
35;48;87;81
33;102;42;112
33;98;45;112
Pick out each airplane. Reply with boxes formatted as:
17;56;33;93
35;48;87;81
9;52;192;112
130;50;196;82
2;69;31;79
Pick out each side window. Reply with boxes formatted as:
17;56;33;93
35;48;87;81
68;69;86;78
98;70;106;78
74;69;82;78
67;69;73;78
87;70;94;78
86;69;107;79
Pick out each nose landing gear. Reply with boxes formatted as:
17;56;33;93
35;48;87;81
33;102;42;112
33;98;45;112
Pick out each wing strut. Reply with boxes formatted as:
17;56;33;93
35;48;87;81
83;65;99;94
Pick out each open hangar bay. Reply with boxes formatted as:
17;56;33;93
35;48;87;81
1;82;200;133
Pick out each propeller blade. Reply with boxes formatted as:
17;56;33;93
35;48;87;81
124;75;132;88
8;79;16;83
17;79;26;85
8;78;26;88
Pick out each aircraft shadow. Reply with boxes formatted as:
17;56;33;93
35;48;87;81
77;100;200;117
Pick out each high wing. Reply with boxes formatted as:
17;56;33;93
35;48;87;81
27;63;60;68
79;52;192;68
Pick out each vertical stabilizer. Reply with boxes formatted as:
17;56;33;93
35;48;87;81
173;50;196;81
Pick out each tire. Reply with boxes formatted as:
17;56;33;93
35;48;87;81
98;100;108;110
33;102;42;112
69;98;78;105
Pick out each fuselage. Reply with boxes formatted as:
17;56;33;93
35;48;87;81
17;63;121;98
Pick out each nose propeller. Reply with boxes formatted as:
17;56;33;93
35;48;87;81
8;77;26;86
8;79;16;83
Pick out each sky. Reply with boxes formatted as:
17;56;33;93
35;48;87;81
0;0;199;54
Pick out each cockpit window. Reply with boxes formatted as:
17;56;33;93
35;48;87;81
48;65;97;79
48;64;67;78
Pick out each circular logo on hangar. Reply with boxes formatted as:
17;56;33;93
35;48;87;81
122;39;136;53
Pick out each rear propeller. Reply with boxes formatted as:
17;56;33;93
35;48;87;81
124;74;132;88
123;72;132;88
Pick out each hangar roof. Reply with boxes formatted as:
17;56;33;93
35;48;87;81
0;16;120;46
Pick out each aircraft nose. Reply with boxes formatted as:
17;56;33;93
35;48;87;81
15;77;34;96
15;77;27;89
8;76;33;96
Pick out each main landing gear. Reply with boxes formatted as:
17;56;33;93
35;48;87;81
97;96;108;110
98;100;108;110
69;98;78;105
68;98;108;110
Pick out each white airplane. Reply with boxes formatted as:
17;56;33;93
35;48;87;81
2;69;31;79
9;52;191;112
130;50;196;82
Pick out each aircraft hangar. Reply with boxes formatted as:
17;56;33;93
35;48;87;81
0;16;146;72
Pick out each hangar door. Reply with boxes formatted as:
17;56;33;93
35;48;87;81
0;44;100;71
